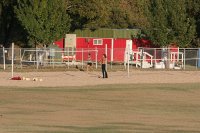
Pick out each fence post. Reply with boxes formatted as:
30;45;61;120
20;48;22;69
36;48;39;69
95;47;98;69
127;44;130;77
3;47;5;70
82;48;83;69
198;48;200;69
177;47;179;62
111;38;114;69
184;48;186;70
53;50;55;69
68;47;69;69
11;43;14;77
140;48;144;68
154;48;156;65
124;48;127;69
105;44;108;71
196;49;198;69
136;52;138;68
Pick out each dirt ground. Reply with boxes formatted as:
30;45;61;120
0;70;200;87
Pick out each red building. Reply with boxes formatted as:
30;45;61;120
54;29;151;63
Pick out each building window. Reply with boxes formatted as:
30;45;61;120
93;39;102;45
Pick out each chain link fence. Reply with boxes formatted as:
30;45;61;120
0;47;200;71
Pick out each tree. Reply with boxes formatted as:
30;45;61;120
68;0;110;30
67;0;147;30
0;0;11;44
15;0;71;46
1;0;199;48
117;0;149;29
186;0;200;47
100;0;145;29
0;0;20;46
167;0;196;47
143;0;196;47
104;0;129;28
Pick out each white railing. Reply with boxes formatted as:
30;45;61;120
131;51;153;68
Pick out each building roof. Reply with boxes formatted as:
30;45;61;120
74;29;141;39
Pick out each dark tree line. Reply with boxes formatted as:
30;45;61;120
0;0;200;47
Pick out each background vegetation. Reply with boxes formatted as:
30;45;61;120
0;0;200;47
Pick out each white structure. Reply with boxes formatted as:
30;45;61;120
154;48;184;69
124;42;153;69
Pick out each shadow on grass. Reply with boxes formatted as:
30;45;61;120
1;83;200;93
20;123;200;133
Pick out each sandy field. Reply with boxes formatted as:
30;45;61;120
1;70;200;87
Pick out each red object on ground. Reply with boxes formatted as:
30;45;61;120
11;76;22;80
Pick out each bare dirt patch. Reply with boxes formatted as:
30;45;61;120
0;70;200;87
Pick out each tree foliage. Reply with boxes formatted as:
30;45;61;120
143;0;197;47
68;0;110;30
15;0;71;46
110;0;150;39
0;0;20;46
186;0;200;47
0;0;200;47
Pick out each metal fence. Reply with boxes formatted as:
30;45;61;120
0;47;200;71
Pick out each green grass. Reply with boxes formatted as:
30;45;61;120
1;83;200;133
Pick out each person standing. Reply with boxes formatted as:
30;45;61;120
101;54;108;78
87;53;92;72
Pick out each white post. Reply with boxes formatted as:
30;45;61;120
3;47;5;70
49;49;51;66
36;48;39;69
136;52;138;68
105;44;108;71
20;48;22;69
111;38;114;69
196;49;198;69
53;55;55;69
68;47;69;69
140;48;143;68
181;53;183;68
177;47;179;62
95;47;98;69
124;52;126;70
82;48;83;69
184;48;186;70
154;48;156;64
127;44;130;77
11;43;14;77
